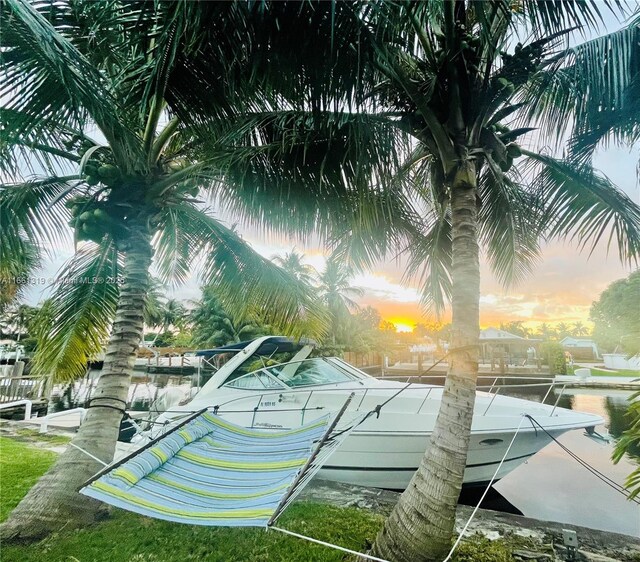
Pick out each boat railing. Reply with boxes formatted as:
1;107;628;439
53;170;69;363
204;375;581;424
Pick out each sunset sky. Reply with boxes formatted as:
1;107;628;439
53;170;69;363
17;12;640;334
21;142;639;333
230;144;640;332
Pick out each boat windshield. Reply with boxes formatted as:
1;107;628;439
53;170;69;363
223;358;361;390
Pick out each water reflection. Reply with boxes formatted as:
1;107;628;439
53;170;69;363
494;387;640;537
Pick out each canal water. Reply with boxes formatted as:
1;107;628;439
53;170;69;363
494;387;640;537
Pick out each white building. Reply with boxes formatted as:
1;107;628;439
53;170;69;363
559;337;600;360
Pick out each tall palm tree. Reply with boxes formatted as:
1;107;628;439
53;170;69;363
272;250;318;287
190;286;269;348
250;3;638;560
193;3;639;557
0;1;332;540
537;322;556;341
572;321;589;337
318;257;364;344
1;303;40;341
159;298;187;334
556;322;571;339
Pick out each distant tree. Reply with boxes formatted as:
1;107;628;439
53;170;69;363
0;240;39;314
272;250;317;287
590;270;640;355
413;321;444;340
536;323;556;341
159;299;187;334
572;321;590;338
1;303;40;341
152;331;176;348
354;306;381;330
190;286;270;348
143;280;166;332
318;257;363;344
555;322;571;339
379;320;397;334
500;321;532;339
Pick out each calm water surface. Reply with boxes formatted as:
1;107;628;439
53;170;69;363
494;388;640;537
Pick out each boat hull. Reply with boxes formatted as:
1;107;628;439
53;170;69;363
317;426;559;489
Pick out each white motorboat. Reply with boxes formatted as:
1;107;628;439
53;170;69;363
117;336;603;490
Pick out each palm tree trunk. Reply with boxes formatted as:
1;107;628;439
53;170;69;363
372;163;480;562
0;233;152;542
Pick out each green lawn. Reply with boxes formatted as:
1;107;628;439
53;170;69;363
0;436;522;562
568;366;640;377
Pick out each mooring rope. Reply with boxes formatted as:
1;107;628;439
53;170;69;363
269;526;391;562
68;442;109;467
525;414;640;504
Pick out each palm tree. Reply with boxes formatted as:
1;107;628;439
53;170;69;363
159;299;187;334
572;321;589;337
1;303;40;341
272;250;318;287
186;4;639;556
190;286;269;348
276;4;638;560
556;322;571;339
537;323;556;341
0;1;331;540
0;239;39;315
500;320;532;339
318;257;364;344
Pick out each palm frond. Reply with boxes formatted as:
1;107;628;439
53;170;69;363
32;241;121;383
521;0;623;38
403;209;452;315
0;175;78;256
1;0;140;168
523;15;639;152
198;110;410;242
153;203;328;339
478;165;542;287
526;152;640;263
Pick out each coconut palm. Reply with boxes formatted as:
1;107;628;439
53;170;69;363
0;239;39;314
572;321;589;337
158;298;187;334
272;250;318;287
1;303;40;341
537;322;557;341
261;3;638;560
188;3;640;557
142;279;166;336
318;257;364;344
0;0;337;540
190;286;269;348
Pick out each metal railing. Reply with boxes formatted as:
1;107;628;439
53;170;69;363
200;373;581;424
0;399;32;420
0;374;46;403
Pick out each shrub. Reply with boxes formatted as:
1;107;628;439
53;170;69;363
540;341;567;375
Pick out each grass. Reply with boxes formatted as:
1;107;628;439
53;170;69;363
0;436;529;562
0;437;58;522
11;428;73;445
567;366;640;377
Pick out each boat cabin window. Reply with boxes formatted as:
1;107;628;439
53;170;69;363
262;358;356;388
224;372;285;390
220;350;304;386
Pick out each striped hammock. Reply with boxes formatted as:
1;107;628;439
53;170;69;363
80;411;336;527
